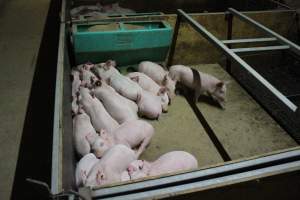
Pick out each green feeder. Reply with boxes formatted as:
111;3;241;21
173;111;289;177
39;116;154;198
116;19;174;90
72;20;173;66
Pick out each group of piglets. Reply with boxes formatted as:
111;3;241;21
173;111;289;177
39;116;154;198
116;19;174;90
71;60;228;188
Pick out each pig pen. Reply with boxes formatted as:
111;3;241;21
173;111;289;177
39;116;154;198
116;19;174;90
51;2;300;199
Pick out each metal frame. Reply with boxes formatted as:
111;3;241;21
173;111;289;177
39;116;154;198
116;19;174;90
51;4;300;199
168;8;299;113
91;148;300;198
93;160;300;200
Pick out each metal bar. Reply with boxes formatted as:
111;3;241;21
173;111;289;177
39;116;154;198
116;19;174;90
225;12;233;73
228;8;300;56
51;0;66;194
166;14;181;67
222;37;277;44
51;24;64;195
96;160;300;200
232;45;290;53
176;9;297;112
267;0;293;10
92;149;300;197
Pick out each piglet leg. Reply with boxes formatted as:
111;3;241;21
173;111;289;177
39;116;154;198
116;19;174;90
135;137;152;158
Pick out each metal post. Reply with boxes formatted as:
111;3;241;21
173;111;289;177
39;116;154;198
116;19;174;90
177;9;297;112
225;12;233;74
167;14;181;68
228;8;300;56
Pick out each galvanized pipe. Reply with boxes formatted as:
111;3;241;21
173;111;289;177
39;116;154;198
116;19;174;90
228;8;300;56
231;45;290;53
177;9;297;112
222;37;277;44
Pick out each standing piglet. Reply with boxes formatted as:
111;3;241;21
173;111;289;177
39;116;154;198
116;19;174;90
169;65;227;108
93;80;138;123
79;86;119;133
127;72;169;112
138;61;176;99
72;109;99;157
85;144;137;187
136;91;162;119
127;151;198;180
91;120;154;158
75;153;99;187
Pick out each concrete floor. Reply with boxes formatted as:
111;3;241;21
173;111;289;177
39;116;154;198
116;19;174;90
0;0;50;199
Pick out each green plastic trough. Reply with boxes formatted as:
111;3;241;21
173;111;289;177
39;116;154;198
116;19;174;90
72;21;173;66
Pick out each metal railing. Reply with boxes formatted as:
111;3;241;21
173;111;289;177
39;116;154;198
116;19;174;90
168;8;299;113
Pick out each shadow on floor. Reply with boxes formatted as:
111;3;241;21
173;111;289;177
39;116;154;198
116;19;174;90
11;0;61;199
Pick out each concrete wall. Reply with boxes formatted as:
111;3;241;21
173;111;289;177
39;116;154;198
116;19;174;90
168;10;297;64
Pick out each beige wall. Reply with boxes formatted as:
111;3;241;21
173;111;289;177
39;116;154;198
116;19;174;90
167;10;296;65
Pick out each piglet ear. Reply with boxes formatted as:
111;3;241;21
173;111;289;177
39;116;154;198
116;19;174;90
216;81;224;88
158;87;167;95
130;76;139;83
104;60;116;70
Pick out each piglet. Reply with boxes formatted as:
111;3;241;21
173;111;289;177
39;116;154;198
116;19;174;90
71;96;79;117
127;151;198;180
79;68;98;88
79;86;119;133
91;60;119;82
138;61;176;99
85;144;137;187
108;73;143;101
76;62;95;71
127;72;169;112
71;70;81;99
136;91;162;119
91;120;154;158
169;65;228;108
75;153;99;187
93;80;138;124
72;108;99;157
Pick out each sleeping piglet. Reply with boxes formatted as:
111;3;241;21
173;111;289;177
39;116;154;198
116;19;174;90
136;91;162;120
79;68;99;88
71;69;81;99
72;108;99;157
84;144;137;187
127;72;169;112
79;86;119;133
127;151;198;180
138;61;176;99
90;120;154;158
75;153;99;187
91;60;119;82
169;65;228;108
76;62;95;71
93;80;138;124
